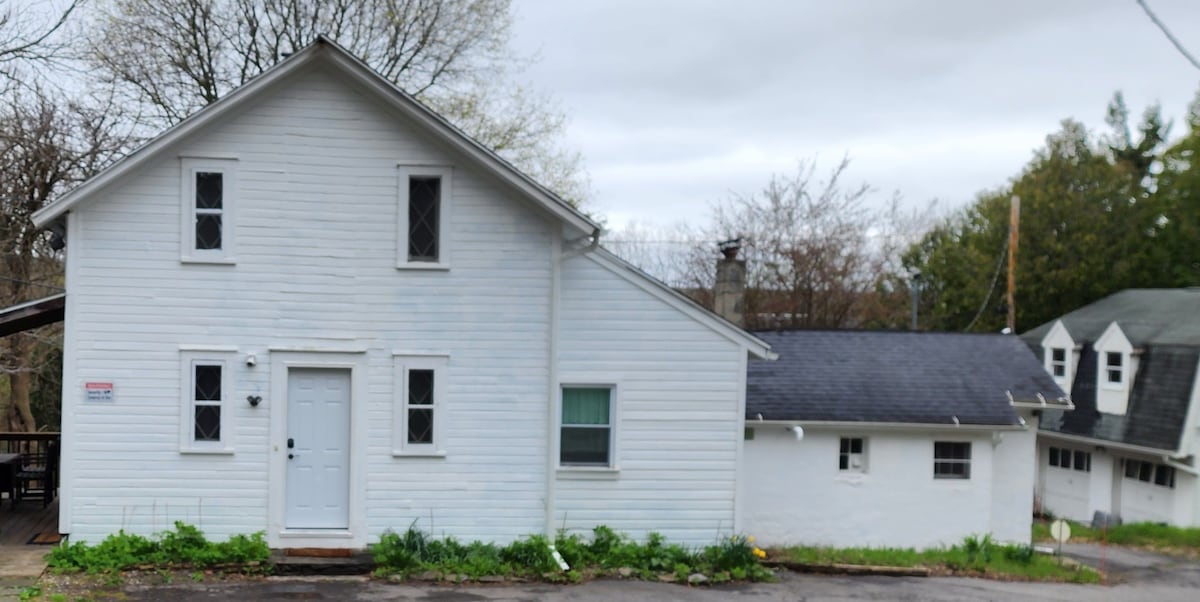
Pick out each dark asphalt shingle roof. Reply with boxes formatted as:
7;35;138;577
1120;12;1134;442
746;330;1066;425
1021;290;1200;452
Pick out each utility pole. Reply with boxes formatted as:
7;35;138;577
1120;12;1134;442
1006;196;1020;333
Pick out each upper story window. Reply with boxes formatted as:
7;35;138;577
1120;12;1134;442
1105;352;1123;385
397;166;452;269
838;437;867;473
1050;348;1067;378
933;441;970;479
181;158;237;263
392;354;448;456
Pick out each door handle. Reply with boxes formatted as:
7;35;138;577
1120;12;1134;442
287;438;294;449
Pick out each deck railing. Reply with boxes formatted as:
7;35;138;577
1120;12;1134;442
0;431;60;458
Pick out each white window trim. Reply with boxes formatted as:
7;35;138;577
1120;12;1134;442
396;164;452;270
180;157;238;264
179;349;236;454
1048;347;1068;381
392;354;448;457
557;382;620;474
838;436;868;474
932;441;971;480
1103;351;1125;389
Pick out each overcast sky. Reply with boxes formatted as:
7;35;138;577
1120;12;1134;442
509;0;1200;230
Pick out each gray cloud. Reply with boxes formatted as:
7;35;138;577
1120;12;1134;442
512;0;1200;227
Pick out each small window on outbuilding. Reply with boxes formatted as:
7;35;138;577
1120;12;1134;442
838;437;867;473
181;158;237;263
397;166;452;269
933;441;971;479
560;386;613;467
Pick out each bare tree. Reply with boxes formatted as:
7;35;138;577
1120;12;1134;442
606;159;935;330
82;0;589;202
0;86;132;431
0;0;82;83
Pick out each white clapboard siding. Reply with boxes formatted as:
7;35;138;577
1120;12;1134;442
556;255;745;545
68;65;556;544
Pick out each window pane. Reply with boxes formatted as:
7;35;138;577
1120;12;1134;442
195;365;221;401
1139;462;1152;481
195;214;222;250
850;438;863;454
1074;451;1087;472
408;176;440;261
194;405;221;441
1061;450;1071;469
934;461;970;479
840;438;849;454
934;442;969;460
1124;460;1138;479
838;455;848;470
1052;348;1065;362
1053;364;1065;377
560;426;609;464
408;369;434;406
563;388;610;425
196;172;223;209
1107;352;1122;367
407;408;433;444
1049;447;1059;467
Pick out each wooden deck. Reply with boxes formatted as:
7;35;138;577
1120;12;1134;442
0;497;59;546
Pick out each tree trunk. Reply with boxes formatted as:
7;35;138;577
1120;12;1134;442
6;334;36;432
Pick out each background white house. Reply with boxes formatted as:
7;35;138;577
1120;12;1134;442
1023;289;1200;526
738;329;1068;550
31;37;773;548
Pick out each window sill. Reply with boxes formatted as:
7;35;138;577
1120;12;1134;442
557;466;620;480
396;262;450;271
181;256;237;266
391;450;447;458
180;447;235;455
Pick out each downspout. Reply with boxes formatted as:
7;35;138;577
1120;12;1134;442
546;227;601;537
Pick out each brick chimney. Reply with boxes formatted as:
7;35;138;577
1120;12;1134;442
714;238;746;327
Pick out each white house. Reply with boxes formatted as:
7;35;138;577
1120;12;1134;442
30;36;774;548
1023;289;1200;526
738;329;1069;550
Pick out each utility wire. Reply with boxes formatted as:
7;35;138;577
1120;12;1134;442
963;234;1009;332
1137;0;1200;71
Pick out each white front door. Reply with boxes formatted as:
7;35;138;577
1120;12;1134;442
286;368;351;529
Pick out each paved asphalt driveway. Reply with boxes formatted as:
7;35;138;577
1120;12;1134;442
116;544;1199;602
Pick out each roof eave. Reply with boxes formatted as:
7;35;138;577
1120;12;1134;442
748;419;1026;432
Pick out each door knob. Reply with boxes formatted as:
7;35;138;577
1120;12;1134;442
288;453;294;459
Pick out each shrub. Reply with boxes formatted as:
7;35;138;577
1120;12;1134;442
46;522;268;574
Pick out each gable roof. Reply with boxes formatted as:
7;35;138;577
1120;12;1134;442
1021;289;1200;454
1021;289;1200;348
32;36;598;234
746;330;1065;426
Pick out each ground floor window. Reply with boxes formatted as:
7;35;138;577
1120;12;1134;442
1124;459;1175;488
560;386;614;467
838;437;867;473
933;441;971;479
1048;446;1091;472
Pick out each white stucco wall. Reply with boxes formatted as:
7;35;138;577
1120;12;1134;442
741;426;1033;550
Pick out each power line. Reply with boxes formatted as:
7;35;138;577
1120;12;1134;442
1137;0;1200;71
963;234;1009;332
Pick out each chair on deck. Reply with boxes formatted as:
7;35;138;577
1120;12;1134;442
14;439;57;508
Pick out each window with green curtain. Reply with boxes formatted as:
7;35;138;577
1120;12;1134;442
561;387;611;466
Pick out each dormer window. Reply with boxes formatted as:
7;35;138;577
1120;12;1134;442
1050;348;1067;378
1105;352;1123;384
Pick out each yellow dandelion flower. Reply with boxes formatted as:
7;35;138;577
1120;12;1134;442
747;535;755;543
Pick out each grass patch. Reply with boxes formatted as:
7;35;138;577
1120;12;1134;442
781;534;1099;584
1032;519;1200;551
46;522;270;575
372;524;774;584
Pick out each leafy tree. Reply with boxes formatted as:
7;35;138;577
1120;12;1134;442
905;93;1181;333
80;0;588;202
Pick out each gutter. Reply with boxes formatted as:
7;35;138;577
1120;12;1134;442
748;419;1027;433
1037;430;1186;460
